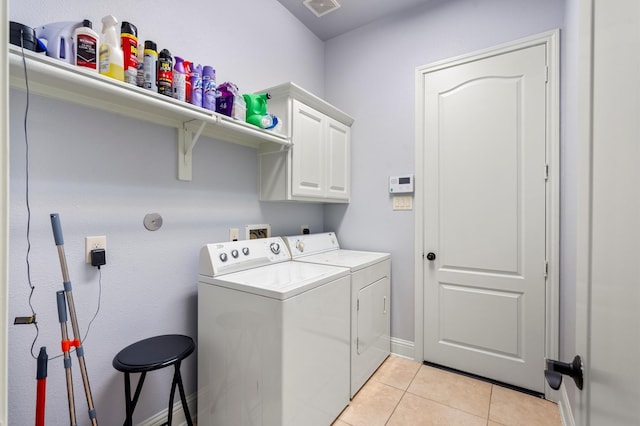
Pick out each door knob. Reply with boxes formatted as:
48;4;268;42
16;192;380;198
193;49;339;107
544;355;584;390
426;252;436;261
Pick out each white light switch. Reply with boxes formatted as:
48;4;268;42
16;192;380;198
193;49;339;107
393;195;413;211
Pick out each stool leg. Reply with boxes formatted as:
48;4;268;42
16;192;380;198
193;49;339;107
123;372;147;426
123;373;132;426
167;361;193;426
175;363;193;426
167;363;178;426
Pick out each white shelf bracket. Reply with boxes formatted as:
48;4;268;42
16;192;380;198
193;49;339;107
178;120;209;181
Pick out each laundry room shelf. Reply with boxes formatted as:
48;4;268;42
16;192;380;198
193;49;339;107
8;45;291;181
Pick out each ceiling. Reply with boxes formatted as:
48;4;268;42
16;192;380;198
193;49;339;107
276;0;435;41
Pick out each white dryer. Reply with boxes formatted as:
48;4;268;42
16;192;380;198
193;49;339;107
197;237;350;426
284;232;391;397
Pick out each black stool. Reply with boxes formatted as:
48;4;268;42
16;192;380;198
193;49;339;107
113;334;195;426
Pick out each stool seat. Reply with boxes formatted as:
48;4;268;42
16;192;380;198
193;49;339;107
113;334;194;426
113;334;195;373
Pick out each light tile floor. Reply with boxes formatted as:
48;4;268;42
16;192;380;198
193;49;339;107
333;355;562;426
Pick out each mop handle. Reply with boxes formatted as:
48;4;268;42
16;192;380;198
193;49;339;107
51;214;97;425
57;291;77;426
35;347;48;426
51;213;64;246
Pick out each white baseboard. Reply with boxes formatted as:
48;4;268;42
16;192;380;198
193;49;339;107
391;337;415;360
138;392;196;426
557;382;575;426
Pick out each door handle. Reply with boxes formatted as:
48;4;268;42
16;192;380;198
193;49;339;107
426;252;436;261
544;355;584;390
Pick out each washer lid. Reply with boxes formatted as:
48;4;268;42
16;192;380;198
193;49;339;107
293;249;390;271
199;261;349;300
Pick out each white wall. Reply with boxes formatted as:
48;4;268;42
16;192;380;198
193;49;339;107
8;0;325;424
323;0;567;344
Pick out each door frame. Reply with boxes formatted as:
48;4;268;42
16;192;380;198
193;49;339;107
413;30;560;398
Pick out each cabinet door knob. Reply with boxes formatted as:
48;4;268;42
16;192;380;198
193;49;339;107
426;252;436;261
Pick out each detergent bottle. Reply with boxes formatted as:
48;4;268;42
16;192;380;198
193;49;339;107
99;15;124;81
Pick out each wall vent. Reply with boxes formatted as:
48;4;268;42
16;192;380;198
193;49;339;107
303;0;341;18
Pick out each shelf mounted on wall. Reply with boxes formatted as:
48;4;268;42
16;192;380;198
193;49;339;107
8;45;291;182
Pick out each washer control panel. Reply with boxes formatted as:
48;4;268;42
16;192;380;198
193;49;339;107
200;237;290;277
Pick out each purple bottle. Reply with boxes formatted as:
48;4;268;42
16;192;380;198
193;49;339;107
202;66;217;111
190;64;203;108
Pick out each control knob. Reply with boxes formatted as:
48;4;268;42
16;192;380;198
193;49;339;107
242;247;250;256
231;249;239;258
219;253;228;262
270;242;281;255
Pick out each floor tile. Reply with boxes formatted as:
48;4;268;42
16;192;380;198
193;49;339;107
387;392;487;426
489;385;562;426
331;420;351;426
337;381;404;426
407;365;492;418
371;355;422;391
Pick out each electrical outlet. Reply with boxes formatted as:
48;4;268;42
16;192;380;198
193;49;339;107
229;228;240;241
301;225;310;234
85;236;106;264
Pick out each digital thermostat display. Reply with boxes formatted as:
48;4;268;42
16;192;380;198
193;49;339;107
389;174;414;193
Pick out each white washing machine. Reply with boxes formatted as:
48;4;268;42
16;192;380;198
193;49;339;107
284;232;391;398
197;237;350;426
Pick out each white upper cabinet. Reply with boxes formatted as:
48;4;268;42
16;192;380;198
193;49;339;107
259;82;353;203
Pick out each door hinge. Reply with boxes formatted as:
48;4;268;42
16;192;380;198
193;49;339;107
544;260;549;278
545;66;549;83
544;164;549;181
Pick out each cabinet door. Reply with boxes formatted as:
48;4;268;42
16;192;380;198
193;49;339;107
291;100;326;198
326;118;350;200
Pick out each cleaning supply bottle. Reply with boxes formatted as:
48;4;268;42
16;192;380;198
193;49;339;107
143;40;158;91
190;63;203;108
120;21;138;85
173;56;186;101
202;66;216;111
99;15;124;81
157;49;173;97
74;19;99;72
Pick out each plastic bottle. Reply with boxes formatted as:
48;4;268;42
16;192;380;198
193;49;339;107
74;19;99;72
190;64;203;108
173;56;186;102
143;40;158;91
121;22;138;85
157;49;173;97
202;66;216;111
99;15;124;81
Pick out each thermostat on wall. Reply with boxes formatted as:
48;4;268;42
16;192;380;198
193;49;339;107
389;174;414;194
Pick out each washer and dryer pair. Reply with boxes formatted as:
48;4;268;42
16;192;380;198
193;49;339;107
197;233;390;426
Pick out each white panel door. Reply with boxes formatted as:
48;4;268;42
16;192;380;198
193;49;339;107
325;118;350;200
291;100;325;198
575;0;640;424
421;44;548;392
